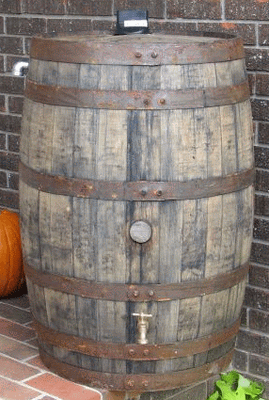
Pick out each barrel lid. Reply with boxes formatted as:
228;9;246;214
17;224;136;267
30;31;244;65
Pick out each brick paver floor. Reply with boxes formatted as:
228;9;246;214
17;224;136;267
0;289;104;400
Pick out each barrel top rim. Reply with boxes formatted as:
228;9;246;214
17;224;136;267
32;30;241;44
30;31;244;65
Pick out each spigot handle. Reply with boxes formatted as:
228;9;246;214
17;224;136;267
132;312;152;323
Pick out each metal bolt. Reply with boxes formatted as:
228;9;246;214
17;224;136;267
141;188;148;196
143;349;150;356
133;290;139;297
151;51;158;59
156;189;163;196
127;380;135;387
159;98;166;105
135;52;142;58
148;290;154;297
143;380;149;387
129;349;135;356
144;99;150;106
174;350;179;356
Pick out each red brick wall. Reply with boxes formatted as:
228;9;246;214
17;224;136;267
0;0;268;397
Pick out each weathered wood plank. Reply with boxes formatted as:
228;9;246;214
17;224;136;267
204;107;222;178
26;280;48;326
235;100;254;172
199;290;229;337
205;196;223;277
97;299;127;373
220;193;237;272
19;181;40;264
230;59;247;85
44;289;78;335
72;198;97;280
73;109;98;179
96;200;127;283
51;106;76;178
159;201;183;284
79;64;101;90
177;297;201;341
39;192;73;277
234;277;247;320
226;283;240;327
26;103;55;174
53;346;80;367
57;63;79;88
215;61;233;87
181;198;207;282
220;105;238;176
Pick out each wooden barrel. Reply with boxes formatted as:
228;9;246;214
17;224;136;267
20;31;254;392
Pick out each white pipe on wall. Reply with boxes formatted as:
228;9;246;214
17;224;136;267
12;61;29;76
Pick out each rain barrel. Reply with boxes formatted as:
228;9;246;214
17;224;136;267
19;31;254;392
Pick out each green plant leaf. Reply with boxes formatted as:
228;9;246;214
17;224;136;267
207;391;220;400
221;371;239;388
238;374;251;388
206;371;265;400
216;381;239;400
235;386;249;399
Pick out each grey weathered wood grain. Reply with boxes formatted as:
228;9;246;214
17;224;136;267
26;280;48;326
19;181;40;264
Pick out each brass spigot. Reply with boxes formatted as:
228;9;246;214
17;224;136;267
132;312;152;345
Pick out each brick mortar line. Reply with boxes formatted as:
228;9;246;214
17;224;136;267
255;142;269;149
239;327;269;339
0;204;18;211
23;337;38;345
0;109;24;117
234;368;269;383
23;372;104;398
0;148;21;155
245;44;269;49
221;0;225;20
254;121;269;126
255;167;269;173
0;109;23;117
253;71;269;75
0;351;41;367
238;351;269;363
0;169;18;176
0;186;19;192
4;94;8;114
3;347;105;398
249;261;269;270
0;332;38;350
246;283;269;293
254;190;269;199
245;306;250;328
254;215;269;224
252;96;269;101
254;115;259;144
0;302;31;319
0;372;65;400
255;21;259;47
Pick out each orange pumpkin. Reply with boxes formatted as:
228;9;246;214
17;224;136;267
0;210;25;297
